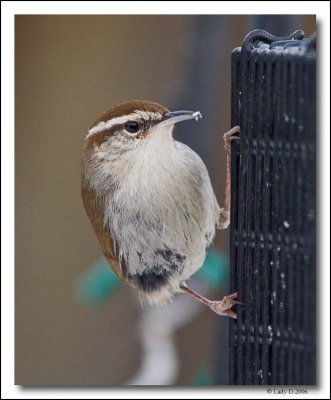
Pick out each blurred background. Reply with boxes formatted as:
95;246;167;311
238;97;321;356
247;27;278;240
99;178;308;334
15;15;316;385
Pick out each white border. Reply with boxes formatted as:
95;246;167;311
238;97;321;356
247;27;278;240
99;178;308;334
1;0;329;15
2;1;330;399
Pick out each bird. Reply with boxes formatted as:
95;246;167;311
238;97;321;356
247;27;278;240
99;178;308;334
81;100;241;318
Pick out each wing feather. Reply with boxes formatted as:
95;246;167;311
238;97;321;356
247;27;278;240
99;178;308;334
81;185;125;282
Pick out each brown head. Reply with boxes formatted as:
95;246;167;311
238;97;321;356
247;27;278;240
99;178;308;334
84;100;202;151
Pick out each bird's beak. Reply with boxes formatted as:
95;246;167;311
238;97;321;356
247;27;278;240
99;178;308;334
154;110;202;131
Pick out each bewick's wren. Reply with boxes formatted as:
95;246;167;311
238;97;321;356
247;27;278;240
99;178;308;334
81;100;240;318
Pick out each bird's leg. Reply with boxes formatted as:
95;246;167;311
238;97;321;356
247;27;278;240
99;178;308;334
218;125;240;229
182;126;241;318
179;283;242;319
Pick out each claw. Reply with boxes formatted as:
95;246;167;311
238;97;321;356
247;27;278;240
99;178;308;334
223;126;240;143
224;134;240;142
225;291;244;305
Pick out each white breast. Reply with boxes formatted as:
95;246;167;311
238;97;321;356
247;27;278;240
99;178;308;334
89;126;220;304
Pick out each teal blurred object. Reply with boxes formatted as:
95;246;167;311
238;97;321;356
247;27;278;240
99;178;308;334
75;248;228;305
75;258;120;305
196;248;228;289
192;365;213;385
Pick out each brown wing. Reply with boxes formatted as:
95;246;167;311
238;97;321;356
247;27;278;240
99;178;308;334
81;185;126;282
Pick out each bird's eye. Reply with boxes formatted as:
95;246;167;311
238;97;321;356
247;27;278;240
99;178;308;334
124;121;140;134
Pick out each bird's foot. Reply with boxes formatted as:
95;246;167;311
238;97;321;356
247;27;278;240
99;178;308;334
223;125;240;149
208;291;243;319
179;285;243;319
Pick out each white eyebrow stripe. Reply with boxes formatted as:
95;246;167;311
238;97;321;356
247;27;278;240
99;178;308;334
87;113;138;138
86;111;163;138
